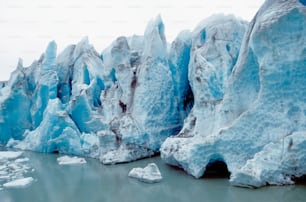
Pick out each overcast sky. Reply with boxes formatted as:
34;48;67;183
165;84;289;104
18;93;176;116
0;0;265;81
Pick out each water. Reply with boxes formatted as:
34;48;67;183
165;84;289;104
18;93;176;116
0;151;305;202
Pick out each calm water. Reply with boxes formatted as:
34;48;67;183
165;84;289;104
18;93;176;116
0;151;306;202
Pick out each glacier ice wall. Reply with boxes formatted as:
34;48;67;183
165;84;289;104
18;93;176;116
100;16;194;163
161;0;306;187
0;0;305;188
0;16;193;163
230;131;306;187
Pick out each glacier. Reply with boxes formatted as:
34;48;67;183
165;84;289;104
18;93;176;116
0;0;306;188
161;0;306;188
0;16;193;164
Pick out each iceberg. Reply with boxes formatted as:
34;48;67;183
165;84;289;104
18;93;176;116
161;0;306;187
128;163;162;183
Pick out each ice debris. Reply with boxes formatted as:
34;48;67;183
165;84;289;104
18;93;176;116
3;177;34;189
0;151;34;190
0;151;23;159
128;163;162;183
57;155;87;165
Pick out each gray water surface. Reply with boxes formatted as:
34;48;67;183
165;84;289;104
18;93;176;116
0;152;305;202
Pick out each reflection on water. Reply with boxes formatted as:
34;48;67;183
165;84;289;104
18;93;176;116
0;151;306;202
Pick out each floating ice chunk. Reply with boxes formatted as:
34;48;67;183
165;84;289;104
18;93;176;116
0;151;23;159
0;175;10;181
15;158;29;163
3;177;34;188
0;151;34;190
57;155;87;165
128;163;162;183
8;163;22;172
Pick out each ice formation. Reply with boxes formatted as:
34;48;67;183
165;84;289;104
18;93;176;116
161;0;306;188
128;163;162;183
0;0;305;188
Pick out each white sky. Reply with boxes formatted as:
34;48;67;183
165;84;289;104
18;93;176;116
0;0;265;81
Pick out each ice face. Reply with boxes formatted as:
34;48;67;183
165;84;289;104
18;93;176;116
100;16;193;163
168;30;194;123
161;0;306;187
183;14;248;138
230;132;306;188
0;63;34;143
0;0;305;188
161;15;248;176
130;15;187;151
15;99;83;155
0;15;192;164
300;0;306;6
